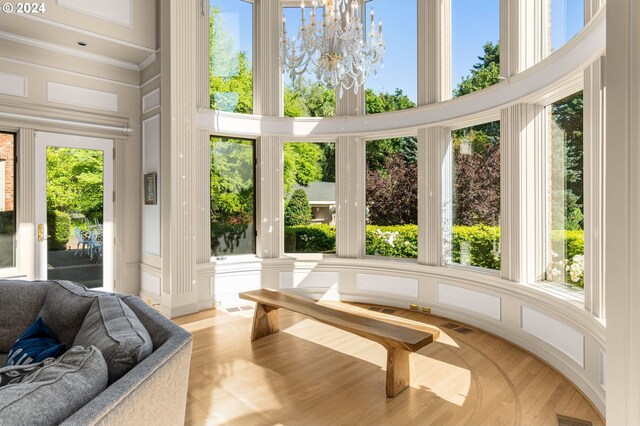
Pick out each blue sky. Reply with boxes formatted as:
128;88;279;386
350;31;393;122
212;0;584;103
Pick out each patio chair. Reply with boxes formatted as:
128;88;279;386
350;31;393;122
73;227;90;257
87;230;103;262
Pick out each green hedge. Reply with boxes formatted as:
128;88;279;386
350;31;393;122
284;224;336;253
280;225;585;279
47;210;70;251
0;211;15;235
451;225;501;270
365;225;418;258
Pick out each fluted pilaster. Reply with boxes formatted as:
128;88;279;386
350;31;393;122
419;0;451;105
257;135;283;258
335;135;365;258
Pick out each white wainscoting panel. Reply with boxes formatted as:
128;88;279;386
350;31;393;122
521;305;585;367
57;0;132;26
280;271;339;289
0;72;27;97
356;273;418;298
142;115;160;256
213;272;262;296
141;270;161;298
437;283;502;321
142;88;160;113
47;82;118;112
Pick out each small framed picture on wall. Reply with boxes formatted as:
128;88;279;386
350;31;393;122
144;173;157;205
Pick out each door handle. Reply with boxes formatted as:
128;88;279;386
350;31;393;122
37;223;49;242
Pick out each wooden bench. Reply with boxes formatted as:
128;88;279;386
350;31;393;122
239;289;439;397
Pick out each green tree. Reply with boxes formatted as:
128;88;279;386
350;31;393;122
210;7;253;113
453;42;501;98
46;147;104;221
283;143;324;194
285;189;312;226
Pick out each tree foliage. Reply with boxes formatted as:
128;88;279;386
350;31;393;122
285;189;312;226
283;143;325;195
210;7;253;113
366;154;418;225
453;42;501;98
46;147;104;222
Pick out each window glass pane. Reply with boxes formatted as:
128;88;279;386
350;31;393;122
445;121;501;270
452;0;500;97
365;0;417;114
210;0;253;113
210;137;255;256
0;132;15;269
284;142;336;253
283;6;336;118
545;92;584;290
366;137;418;259
549;0;584;53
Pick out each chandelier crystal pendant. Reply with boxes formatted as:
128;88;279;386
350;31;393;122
281;0;385;98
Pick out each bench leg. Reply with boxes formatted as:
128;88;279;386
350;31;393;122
386;347;410;397
251;303;280;341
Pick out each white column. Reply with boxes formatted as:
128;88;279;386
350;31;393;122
585;0;604;23
500;104;541;282
418;126;448;266
500;0;544;78
256;135;283;258
583;56;605;318
418;0;451;105
113;139;127;293
156;0;209;316
255;0;282;116
606;0;640;423
17;128;35;279
335;135;365;258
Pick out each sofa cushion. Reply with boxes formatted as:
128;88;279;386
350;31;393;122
4;317;66;366
74;295;153;384
0;358;55;387
0;346;108;425
0;281;51;353
38;280;101;348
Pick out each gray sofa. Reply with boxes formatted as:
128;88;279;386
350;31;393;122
0;280;192;425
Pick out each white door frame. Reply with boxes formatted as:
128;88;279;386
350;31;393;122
34;131;114;291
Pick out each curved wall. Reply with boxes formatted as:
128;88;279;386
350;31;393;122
194;8;606;415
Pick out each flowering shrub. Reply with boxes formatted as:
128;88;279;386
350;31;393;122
366;225;418;258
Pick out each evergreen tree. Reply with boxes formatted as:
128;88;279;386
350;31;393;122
285;189;312;226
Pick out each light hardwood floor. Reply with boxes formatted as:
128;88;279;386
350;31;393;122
175;303;605;426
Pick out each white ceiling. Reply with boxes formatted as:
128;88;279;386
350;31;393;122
0;0;157;70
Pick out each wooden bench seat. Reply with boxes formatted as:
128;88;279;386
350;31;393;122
239;289;439;397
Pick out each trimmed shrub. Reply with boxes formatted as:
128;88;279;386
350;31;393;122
0;211;15;235
285;224;336;253
285;189;312;226
365;225;418;258
47;210;71;251
450;225;501;270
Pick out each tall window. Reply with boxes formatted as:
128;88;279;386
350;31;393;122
283;142;336;254
282;5;336;118
452;0;500;97
365;0;417;114
445;121;501;270
366;137;418;259
209;0;253;113
548;0;584;53
0;132;15;269
545;92;584;290
210;137;255;256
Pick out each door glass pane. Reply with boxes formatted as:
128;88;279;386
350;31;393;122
46;147;104;288
210;137;256;256
0;132;16;269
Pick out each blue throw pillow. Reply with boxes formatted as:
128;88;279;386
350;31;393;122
4;317;66;366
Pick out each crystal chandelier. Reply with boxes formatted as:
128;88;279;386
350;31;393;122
281;0;385;98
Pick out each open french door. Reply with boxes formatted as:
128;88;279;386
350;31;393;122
34;132;114;291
